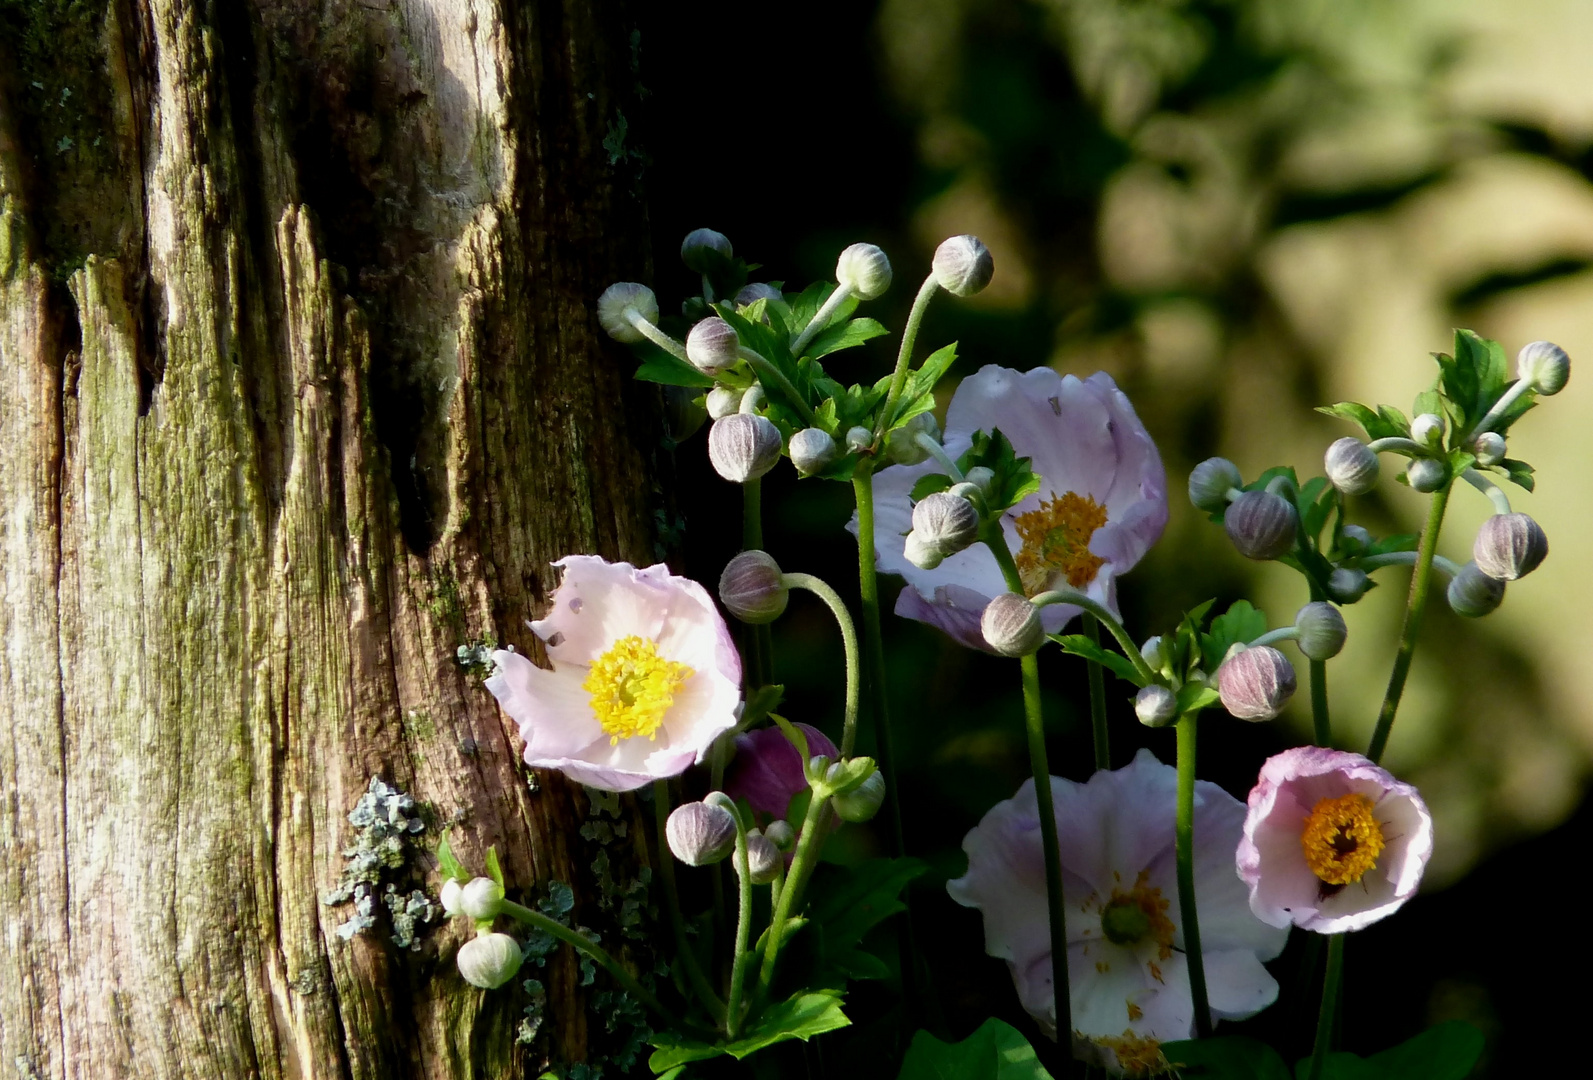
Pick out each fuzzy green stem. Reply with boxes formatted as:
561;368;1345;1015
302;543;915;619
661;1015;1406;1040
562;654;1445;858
1306;934;1346;1080
652;782;727;1025
1366;482;1452;764
1460;467;1513;515
627;313;692;363
1365;436;1427;456
1028;583;1158;684
915;432;966;482
1083;613;1110;772
790;283;854;357
754;789;831;1001
851;467;906;859
1174;713;1212;1039
738;346;816;425
1310;659;1331;747
1022;650;1072;1040
875;275;941;439
725;826;756;1037
781;572;862;757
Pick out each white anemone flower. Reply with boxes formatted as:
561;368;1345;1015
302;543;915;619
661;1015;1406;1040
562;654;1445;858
485;556;742;792
949;749;1287;1075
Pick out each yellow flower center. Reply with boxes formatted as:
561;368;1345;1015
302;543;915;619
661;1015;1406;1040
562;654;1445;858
1013;492;1108;596
1301;793;1385;886
1094;1031;1169;1076
1098;872;1176;960
583;636;693;746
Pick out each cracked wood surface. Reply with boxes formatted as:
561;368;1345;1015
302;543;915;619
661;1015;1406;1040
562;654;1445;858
0;1;663;1076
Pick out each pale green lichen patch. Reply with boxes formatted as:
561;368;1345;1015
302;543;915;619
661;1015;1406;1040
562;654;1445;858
321;777;438;949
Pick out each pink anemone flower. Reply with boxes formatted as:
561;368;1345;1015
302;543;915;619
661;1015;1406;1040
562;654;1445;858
1237;746;1433;935
485;556;742;792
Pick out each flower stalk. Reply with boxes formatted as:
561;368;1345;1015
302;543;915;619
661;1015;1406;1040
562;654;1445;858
725;819;756;1037
1306;934;1346;1080
1083;613;1110;771
652;782;727;1026
781;572;862;757
754;786;831;1004
1174;712;1213;1039
851;466;906;858
875;275;941;440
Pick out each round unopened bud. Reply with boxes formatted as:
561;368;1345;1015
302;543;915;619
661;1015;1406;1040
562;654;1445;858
1224;490;1297;560
1340;525;1372;551
707;385;744;419
912;491;980;557
458;932;524;989
460;877;505;921
597;282;659;343
1411;413;1446;449
719;551;788;624
845;426;873;454
1135;685;1178;728
681;228;733;273
886;413;940;465
836;243;893;300
932;234;994;297
764;820;796;851
1518;340;1570;395
1406;458;1447;493
1140;635;1166;672
440;878;464;917
1471;431;1506;466
1324;438;1379;496
1447;561;1506;617
1326;567;1371;604
833;771;886;823
686;317;741;375
708;414;782;483
981;593;1044;657
1473;512;1548;581
735;282;782;307
789;427;838;476
1217;645;1297;721
667;800;739;866
904;531;944;570
1189;457;1243;513
741;832;781;884
1294;602;1347;661
964;466;996;494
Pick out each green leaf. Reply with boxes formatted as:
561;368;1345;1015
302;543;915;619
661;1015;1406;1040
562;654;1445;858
1292;1021;1483;1080
647;991;851;1072
484;845;505;890
801;317;888;361
1317;402;1403;442
1051;634;1144;686
634;345;716;389
823;756;877;796
896;1018;1055;1080
1163;1036;1290;1080
1201;600;1268;672
808;857;928;982
769;714;811;764
1296;476;1336;543
740;684;785;729
436;831;468;883
1498;456;1535;492
899;343;959;415
956;429;1040;515
1364;533;1416;557
1176;683;1222;713
1453;328;1509;425
910;473;954;501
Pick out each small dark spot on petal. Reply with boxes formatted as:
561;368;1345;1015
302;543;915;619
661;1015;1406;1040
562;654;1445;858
1049;396;1062;416
546;632;565;647
569;597;584;613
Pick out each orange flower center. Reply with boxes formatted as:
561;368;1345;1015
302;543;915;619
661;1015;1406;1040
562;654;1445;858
1013;492;1108;596
1301;793;1384;886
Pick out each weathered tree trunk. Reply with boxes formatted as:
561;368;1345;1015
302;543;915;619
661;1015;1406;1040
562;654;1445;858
0;1;664;1076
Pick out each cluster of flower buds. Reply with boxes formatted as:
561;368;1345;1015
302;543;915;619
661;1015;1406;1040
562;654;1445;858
439;875;523;989
904;489;981;569
1189;458;1301;562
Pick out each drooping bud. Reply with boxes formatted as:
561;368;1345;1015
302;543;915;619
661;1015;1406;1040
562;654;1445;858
886;413;940;465
1473;513;1548;581
1294;602;1347;661
440;878;464;917
845;426;873;454
1405;458;1447;493
1217;645;1297;721
912;491;980;558
1447;561;1506;617
666;800;739;867
1411;413;1446;449
742;832;781;884
738;385;766;414
706;385;744;419
685;317;741;375
788;427;839;476
1324;438;1379;496
735;282;782;307
1224;490;1297;560
1471;431;1506;466
681;228;733;273
764;820;796;851
932;234;994;297
460;877;505;921
904;531;944;570
835;243;893;300
726;724;839;819
708;414;782;483
1339;524;1372;552
1188;457;1242;513
719;550;789;624
981;593;1044;657
1326;567;1371;603
1518;340;1570;395
596;282;659;343
457;932;524;989
833;771;886;823
1134;685;1178;728
1140;635;1166;673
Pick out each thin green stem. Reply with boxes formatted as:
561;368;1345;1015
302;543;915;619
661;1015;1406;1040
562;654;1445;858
1366;483;1452;764
755;790;830;1002
1306;935;1346;1080
725;826;755;1037
851;468;906;859
1083;614;1110;772
1174;713;1212;1040
738;347;816;425
1027;582;1158;685
1021;651;1072;1042
914;432;965;482
1310;659;1331;748
652;782;727;1025
875;275;940;439
1460;467;1512;515
789;284;853;357
781;572;862;757
627;313;691;363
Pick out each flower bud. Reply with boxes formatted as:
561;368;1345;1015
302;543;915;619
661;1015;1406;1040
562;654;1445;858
1339;525;1371;551
835;243;893;301
708;414;782;483
1324;438;1379;496
788;427;838;476
441;878;464;917
1294;602;1347;661
681;228;733;273
685;317;740;375
706;385;744;419
1217;645;1297;721
1326;567;1371;604
1518;340;1570;395
1473;512;1548;581
719;550;789;624
726;724;838;819
886;413;940;465
1224;490;1297;560
845;426;873;454
1140;635;1166;672
833;771;886;823
662;385;708;442
932;234;994;297
1411;413;1446;449
964;466;996;494
597;282;659;344
1447;561;1506;617
981;593;1044;657
1405;458;1447;493
457;932;524;989
1471;431;1506;466
903;530;944;570
1135;685;1178;728
735;282;782;307
912;491;980;557
1188;457;1243;513
666;800;739;866
764;820;796;851
460;877;505;920
741;832;781;884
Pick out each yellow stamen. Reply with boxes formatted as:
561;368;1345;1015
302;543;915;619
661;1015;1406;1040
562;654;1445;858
1094;1031;1169;1076
583;636;692;746
1013;492;1108;596
1301;793;1385;886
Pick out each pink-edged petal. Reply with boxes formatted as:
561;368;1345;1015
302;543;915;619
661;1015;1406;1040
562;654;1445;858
893;583;995;652
1054;749;1177;899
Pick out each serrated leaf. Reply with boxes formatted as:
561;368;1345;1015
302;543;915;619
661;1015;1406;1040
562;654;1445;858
910;473;954;501
1452;328;1509;428
1163;1036;1290;1080
1499;457;1535;492
1051;634;1144;685
896;1018;1055;1080
1377;404;1411;438
1317;402;1403;442
485;846;505;890
809;857;927;983
647;991;851;1072
956;428;1041;515
437;831;468;883
801;317;888;361
1176;683;1222;714
894;342;959;424
1202;600;1268;672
